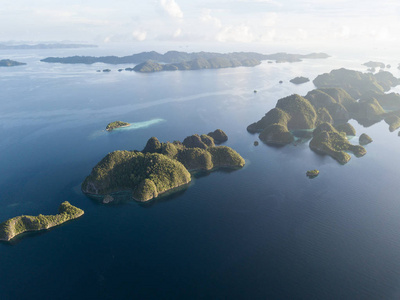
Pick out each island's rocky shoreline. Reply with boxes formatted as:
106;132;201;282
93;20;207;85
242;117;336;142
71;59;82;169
247;68;400;164
82;130;245;203
0;202;84;242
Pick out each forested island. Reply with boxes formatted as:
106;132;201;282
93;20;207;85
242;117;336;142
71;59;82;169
0;202;84;242
247;68;400;164
82;129;245;203
106;121;130;131
0;59;26;67
290;76;310;84
40;51;330;72
126;57;261;72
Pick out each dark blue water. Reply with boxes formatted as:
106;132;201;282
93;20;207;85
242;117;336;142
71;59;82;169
1;49;400;299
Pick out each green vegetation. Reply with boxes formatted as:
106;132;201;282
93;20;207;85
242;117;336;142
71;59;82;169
41;51;329;65
132;57;261;73
359;133;373;145
290;76;310;84
106;121;130;131
352;97;385;124
207;129;228;144
276;94;317;129
207;146;245;168
0;202;84;242
133;60;164;72
313;68;399;99
306;170;319;177
82;151;191;202
309;123;366;164
247;69;400;163
259;124;294;146
385;114;400;132
82;131;245;202
334;123;356;136
247;108;290;133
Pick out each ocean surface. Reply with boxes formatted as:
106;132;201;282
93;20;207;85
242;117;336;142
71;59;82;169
1;47;400;299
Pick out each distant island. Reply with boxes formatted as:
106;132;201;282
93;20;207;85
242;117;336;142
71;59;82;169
0;59;26;67
82;129;245;203
363;61;385;69
106;121;130;131
0;43;97;50
126;57;261;73
40;51;330;73
290;76;310;84
0;202;84;242
306;169;319;177
247;68;400;164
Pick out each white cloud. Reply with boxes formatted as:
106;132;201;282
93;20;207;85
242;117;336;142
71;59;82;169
132;29;147;41
200;9;222;28
160;0;183;19
173;28;182;38
216;24;255;43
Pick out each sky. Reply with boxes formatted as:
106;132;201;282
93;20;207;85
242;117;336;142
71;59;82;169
1;0;400;52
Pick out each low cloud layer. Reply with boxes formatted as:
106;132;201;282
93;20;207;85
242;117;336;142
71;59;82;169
1;0;399;50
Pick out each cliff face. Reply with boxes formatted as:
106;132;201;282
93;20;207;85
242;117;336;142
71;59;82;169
0;202;84;242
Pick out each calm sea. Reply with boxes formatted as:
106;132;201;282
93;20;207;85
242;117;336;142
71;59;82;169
1;47;400;299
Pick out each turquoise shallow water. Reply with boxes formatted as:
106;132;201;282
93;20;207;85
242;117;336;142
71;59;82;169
1;49;400;299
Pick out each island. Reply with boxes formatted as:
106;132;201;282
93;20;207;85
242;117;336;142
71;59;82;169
128;57;261;73
0;43;97;50
207;129;228;144
0;202;84;242
106;121;131;131
363;61;385;69
306;170;319;177
359;133;373;145
40;51;330;68
247;68;400;164
0;59;26;67
81;130;245;203
309;123;366;164
290;76;310;84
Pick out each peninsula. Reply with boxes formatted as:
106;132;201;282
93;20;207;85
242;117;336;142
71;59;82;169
106;121;130;131
0;202;84;242
82;130;245;203
0;59;26;67
247;68;400;164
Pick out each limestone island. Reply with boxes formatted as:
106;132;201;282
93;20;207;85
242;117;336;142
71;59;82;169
306;169;319;177
359;133;373;145
290;76;310;84
81;130;245;203
247;68;400;164
106;121;131;131
0;59;26;67
0;201;84;242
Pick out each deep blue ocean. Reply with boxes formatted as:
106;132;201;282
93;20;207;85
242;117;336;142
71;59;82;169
1;47;400;299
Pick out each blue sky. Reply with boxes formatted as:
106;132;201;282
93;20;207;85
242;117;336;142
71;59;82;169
1;0;399;50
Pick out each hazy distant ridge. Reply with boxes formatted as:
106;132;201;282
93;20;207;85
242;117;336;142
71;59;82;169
0;43;97;50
